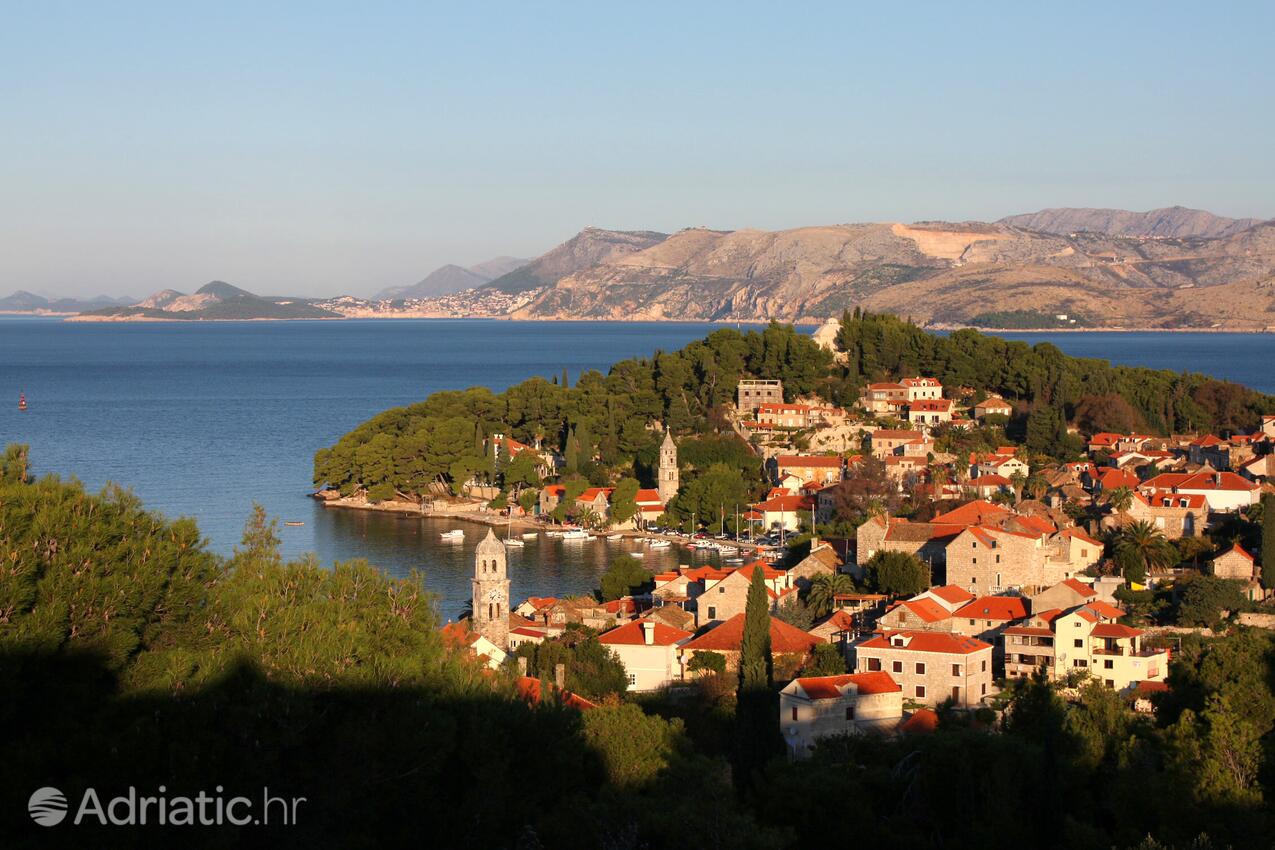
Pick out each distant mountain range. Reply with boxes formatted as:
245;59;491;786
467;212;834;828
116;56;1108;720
9;207;1274;329
444;207;1275;330
0;291;135;314
373;256;528;300
74;281;340;321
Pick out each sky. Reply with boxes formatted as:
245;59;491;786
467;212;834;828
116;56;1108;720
3;1;1273;298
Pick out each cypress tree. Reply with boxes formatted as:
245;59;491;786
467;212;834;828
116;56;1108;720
734;566;781;794
1263;493;1274;590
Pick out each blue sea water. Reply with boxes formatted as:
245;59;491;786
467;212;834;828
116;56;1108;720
1;318;1271;617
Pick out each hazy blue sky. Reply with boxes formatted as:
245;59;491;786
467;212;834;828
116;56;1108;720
4;1;1272;298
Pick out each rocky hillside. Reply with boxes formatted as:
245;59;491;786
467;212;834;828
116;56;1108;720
429;216;1275;330
0;291;133;314
77;281;340;321
999;206;1264;239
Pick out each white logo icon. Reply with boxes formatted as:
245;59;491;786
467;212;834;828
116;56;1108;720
29;786;68;826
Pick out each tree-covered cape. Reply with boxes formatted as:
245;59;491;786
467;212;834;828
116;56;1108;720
316;314;1273;501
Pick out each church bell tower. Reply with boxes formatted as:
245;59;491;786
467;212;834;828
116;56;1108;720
658;429;679;505
472;529;510;649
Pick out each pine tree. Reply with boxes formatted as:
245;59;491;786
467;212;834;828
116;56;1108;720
734;566;781;794
1262;493;1274;590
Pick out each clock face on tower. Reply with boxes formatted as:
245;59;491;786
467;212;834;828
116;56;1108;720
487;588;503;603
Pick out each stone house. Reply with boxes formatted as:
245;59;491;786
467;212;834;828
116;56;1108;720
779;672;904;758
949;596;1030;669
900;377;943;401
853;630;994;708
737;379;784;415
1107;490;1207;539
907;398;954;427
869;429;928;458
757;403;811;429
973;396;1013;420
877;597;955;633
1139;470;1260;513
1211;544;1257;581
773;454;845;486
863;382;909;415
854;515;961;577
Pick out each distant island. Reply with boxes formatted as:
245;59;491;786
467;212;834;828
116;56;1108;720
8;205;1274;330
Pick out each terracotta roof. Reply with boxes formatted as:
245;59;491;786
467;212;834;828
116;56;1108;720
927;585;976;605
752;494;816;512
795;671;901;700
1080;601;1120;620
887;598;952;623
858;630;990;655
883;522;964;543
776;455;844;468
599;619;692;646
577;487;614;502
1060;527;1102;546
1014;515;1059;535
1060;578;1097;598
953;596;1029;622
515;676;598;711
681;613;824;654
1142;471;1258;493
969;474;1011;486
909;399;953;412
1136;681;1170;694
931;500;1012;526
1091;622;1143;639
901;708;939;734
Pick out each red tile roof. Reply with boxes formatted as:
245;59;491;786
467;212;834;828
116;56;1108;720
953;596;1029;622
888;598;952;623
599;619;692;646
515;676;598;711
1091;622;1143;639
927;585;977;606
777;455;844;468
1085;600;1125;619
858;630;991;655
681;613;824;654
1061;578;1097;598
901;708;939;734
1142;471;1258;493
931;500;1012;526
1222;544;1255;562
795;671;901;700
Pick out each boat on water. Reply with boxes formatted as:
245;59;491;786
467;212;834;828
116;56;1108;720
440;529;464;540
559;529;590;541
284;521;304;527
646;539;671;549
18;393;27;411
503;538;525;548
521;532;539;539
606;534;624;541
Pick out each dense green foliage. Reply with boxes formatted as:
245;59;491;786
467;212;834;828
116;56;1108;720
862;550;931;598
1175;576;1248;630
836;310;1274;435
1263;493;1274;590
733;567;784;794
315;323;829;499
598;555;654;602
4;454;1274;847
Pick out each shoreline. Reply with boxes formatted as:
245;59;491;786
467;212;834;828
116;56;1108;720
0;311;1263;332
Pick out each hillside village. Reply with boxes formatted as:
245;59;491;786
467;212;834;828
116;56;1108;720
421;325;1275;759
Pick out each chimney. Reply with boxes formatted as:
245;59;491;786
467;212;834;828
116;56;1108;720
554;662;565;692
642;620;656;646
517;656;528;677
1214;472;1222;485
809;534;820;551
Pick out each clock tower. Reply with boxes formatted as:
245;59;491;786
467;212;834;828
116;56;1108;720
472;528;510;650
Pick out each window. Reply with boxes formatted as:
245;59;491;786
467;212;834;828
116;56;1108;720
981;683;987;695
952;686;961;702
718;586;725;593
892;661;903;674
791;707;798;722
845;705;855;720
952;664;961;677
915;663;926;675
707;607;716;619
867;658;881;672
1104;659;1114;669
971;542;977;549
972;557;977;565
1105;680;1115;688
627;673;637;685
1074;639;1084;648
915;685;926;698
968;619;975;626
981;660;987;672
995;555;1001;564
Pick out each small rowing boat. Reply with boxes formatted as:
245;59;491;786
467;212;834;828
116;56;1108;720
440;529;464;540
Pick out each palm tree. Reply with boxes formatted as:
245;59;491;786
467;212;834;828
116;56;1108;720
806;572;857;617
1114;520;1177;584
1025;471;1049;501
1105;486;1134;520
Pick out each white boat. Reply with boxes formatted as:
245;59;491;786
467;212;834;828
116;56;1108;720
440;529;464;540
503;538;525;548
607;534;624;541
646;539;671;549
522;532;539;539
629;551;645;558
559;529;590;541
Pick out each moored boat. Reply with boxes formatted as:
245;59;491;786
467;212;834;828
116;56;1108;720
18;393;27;411
440;529;464;540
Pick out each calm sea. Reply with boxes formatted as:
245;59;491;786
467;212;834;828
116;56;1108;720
2;318;1271;617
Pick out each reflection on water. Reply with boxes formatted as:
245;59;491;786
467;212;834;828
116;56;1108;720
308;505;721;620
